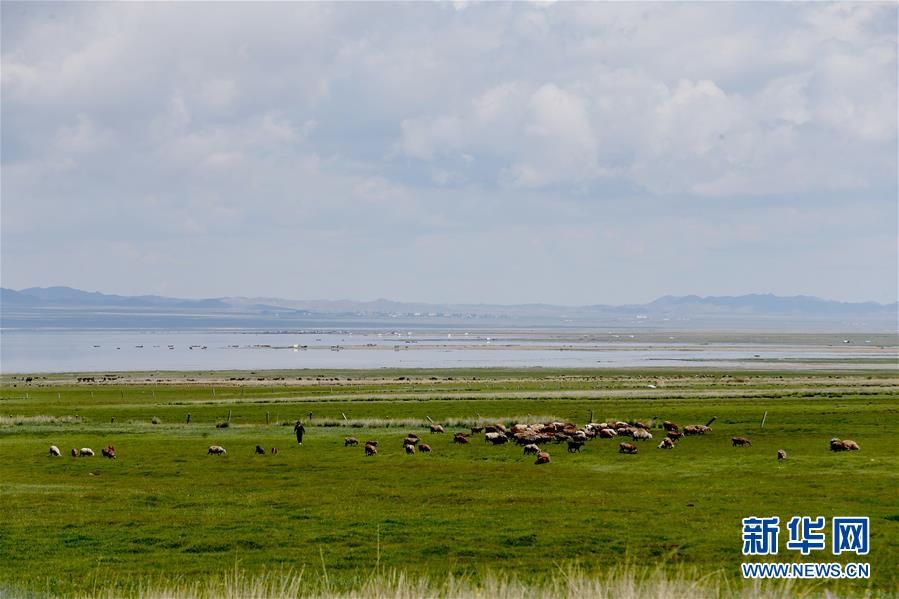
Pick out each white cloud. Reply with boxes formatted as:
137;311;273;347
1;2;895;303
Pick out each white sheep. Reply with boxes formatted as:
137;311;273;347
632;429;653;441
49;445;61;457
207;445;227;455
79;448;95;457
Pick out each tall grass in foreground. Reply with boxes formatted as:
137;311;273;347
75;565;869;599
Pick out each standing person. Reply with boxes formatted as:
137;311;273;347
294;420;306;445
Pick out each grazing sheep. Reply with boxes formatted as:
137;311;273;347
271;447;278;455
255;445;266;455
523;443;540;455
419;444;432;453
534;451;551;465
453;433;470;444
470;426;484;434
658;438;675;449
777;449;787;460
632;429;653;441
406;433;421;441
618;442;638;454
101;446;116;459
403;437;419;448
71;448;79;457
732;436;752;447
662;421;680;432
364;440;379;447
207;445;227;455
567;440;584;453
49;445;61;457
514;433;540;445
599;428;617;438
405;443;416;455
666;431;684;441
365;444;378;456
344;437;359;447
79;448;94;457
683;425;710;436
485;432;509;445
571;431;588;443
830;438;860;452
428;423;445;433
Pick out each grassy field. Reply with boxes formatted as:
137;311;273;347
0;368;897;597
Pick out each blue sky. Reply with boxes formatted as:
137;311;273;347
1;2;896;304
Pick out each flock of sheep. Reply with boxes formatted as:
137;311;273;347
328;419;858;464
45;420;861;464
49;444;116;458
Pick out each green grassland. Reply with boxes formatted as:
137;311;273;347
0;369;897;597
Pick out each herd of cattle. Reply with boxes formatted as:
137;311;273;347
46;420;861;464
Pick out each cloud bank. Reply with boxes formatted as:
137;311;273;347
2;2;896;304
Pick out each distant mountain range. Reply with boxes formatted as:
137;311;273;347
1;286;896;320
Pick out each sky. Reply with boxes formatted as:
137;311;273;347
1;2;897;305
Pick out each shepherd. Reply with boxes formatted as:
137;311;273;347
294;420;306;445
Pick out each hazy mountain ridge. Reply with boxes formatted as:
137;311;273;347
1;286;895;319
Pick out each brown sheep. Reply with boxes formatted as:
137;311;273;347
683;425;710;436
101;446;116;459
419;444;432;453
365;443;378;456
658;438;675;449
344;437;359;447
430;424;445;433
599;428;617;438
830;438;860;451
405;444;416;455
523;443;540;455
666;431;684;441
364;440;379;447
403;436;420;447
71;448;79;457
777;449;787;460
662;421;679;432
618;442;638;454
271;447;278;455
406;433;420;441
534;451;551;465
453;434;470;444
732;436;752;447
